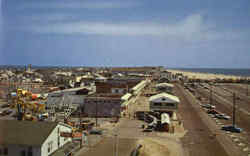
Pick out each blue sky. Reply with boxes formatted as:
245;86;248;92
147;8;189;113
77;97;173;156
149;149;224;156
0;0;250;68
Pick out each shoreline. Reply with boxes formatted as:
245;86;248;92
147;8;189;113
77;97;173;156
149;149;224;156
167;69;250;80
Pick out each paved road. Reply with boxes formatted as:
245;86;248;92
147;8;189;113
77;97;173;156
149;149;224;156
76;119;144;156
79;137;137;156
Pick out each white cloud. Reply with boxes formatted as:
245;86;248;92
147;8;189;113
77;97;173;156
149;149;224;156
18;1;141;9
21;14;249;42
0;0;4;64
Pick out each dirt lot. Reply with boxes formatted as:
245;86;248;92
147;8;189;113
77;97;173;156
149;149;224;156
138;138;170;156
193;84;250;153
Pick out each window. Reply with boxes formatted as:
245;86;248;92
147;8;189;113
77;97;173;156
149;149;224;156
3;148;8;155
58;128;60;147
47;141;53;153
21;150;26;156
154;103;162;106
28;146;33;156
166;103;175;107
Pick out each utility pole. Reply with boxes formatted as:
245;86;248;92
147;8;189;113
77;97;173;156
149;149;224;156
247;84;249;96
116;133;119;156
232;92;236;127
113;134;116;156
113;127;119;156
95;101;98;127
210;84;213;105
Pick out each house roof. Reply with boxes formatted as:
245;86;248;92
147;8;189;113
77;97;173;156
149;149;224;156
149;92;180;103
155;83;174;88
121;93;132;101
52;87;90;94
132;80;147;91
0;120;58;146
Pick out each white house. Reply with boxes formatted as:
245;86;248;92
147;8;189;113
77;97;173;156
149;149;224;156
149;92;180;112
0;120;72;156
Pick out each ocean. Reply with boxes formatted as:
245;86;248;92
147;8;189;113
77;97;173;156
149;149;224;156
170;68;250;77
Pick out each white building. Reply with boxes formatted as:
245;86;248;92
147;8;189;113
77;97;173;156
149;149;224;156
0;120;72;156
155;83;174;93
149;92;180;112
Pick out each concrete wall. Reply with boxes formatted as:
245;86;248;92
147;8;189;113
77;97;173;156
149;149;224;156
41;124;72;156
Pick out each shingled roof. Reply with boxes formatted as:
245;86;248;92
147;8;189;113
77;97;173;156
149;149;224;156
0;120;58;146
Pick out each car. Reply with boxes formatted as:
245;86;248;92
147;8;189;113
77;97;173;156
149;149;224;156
1;104;10;108
208;114;216;118
215;114;231;120
143;128;153;132
12;113;18;118
201;104;216;109
89;129;103;135
0;111;4;116
3;110;13;115
207;109;219;115
221;125;242;133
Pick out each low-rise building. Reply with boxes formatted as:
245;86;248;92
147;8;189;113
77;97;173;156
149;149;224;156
155;83;174;94
149;92;180;113
0;120;72;156
82;93;123;117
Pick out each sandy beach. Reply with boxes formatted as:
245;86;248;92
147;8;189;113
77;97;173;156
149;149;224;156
167;69;250;80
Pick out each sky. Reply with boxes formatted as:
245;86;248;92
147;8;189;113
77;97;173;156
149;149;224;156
0;0;250;68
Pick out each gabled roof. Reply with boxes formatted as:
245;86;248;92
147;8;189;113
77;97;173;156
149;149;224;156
155;83;174;88
121;93;132;101
149;92;180;103
0;120;58;146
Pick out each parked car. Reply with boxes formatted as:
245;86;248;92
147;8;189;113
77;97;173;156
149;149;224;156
207;109;218;114
3;110;12;115
12;113;18;118
215;114;231;120
208;114;216;118
143;128;153;132
221;125;242;133
201;104;216;109
89;129;103;135
1;104;10;108
0;111;4;116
